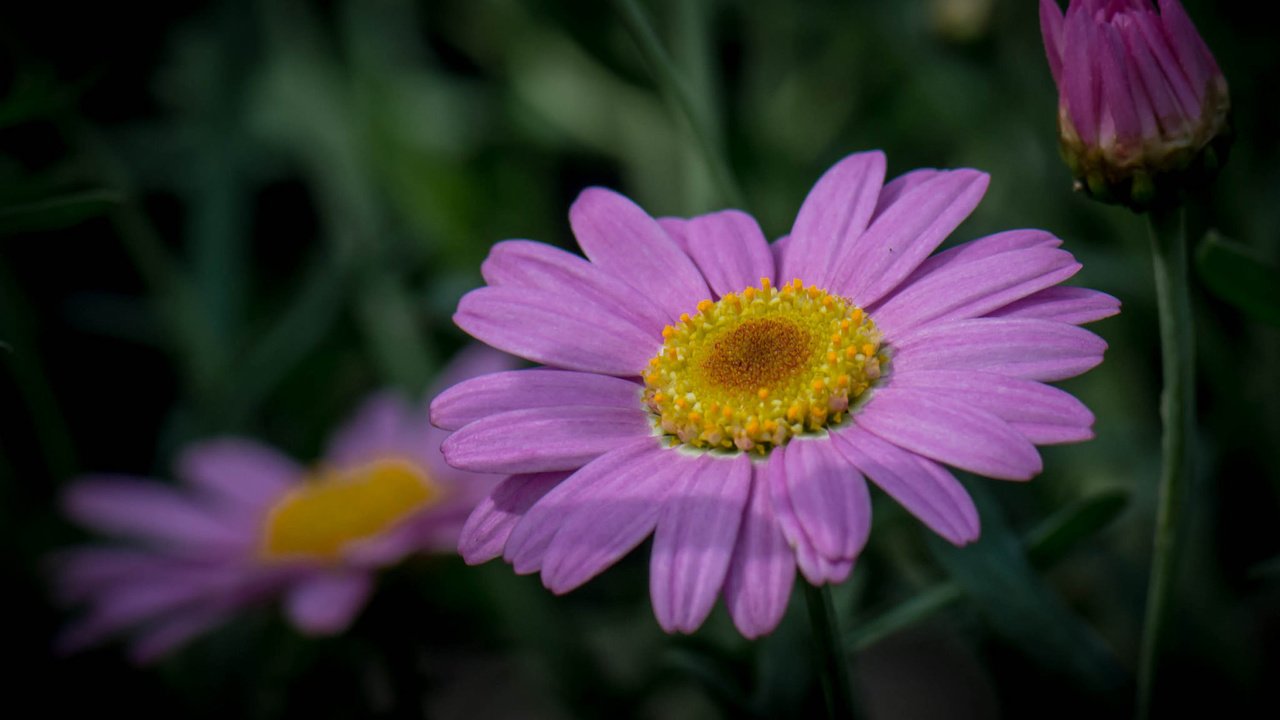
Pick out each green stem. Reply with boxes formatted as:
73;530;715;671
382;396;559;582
0;263;78;481
610;0;746;209
228;254;346;426
1136;206;1195;720
804;584;858;720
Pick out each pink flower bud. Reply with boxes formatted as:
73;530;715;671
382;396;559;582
1040;0;1230;209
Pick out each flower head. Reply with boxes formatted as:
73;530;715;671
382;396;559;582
1040;0;1230;208
52;347;512;662
434;151;1117;638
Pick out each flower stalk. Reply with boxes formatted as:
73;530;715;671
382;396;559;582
805;584;859;720
1137;205;1195;719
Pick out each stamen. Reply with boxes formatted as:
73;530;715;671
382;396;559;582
643;278;887;454
262;458;441;560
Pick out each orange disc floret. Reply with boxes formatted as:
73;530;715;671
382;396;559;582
642;278;887;454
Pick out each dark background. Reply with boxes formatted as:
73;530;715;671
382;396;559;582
3;1;1278;717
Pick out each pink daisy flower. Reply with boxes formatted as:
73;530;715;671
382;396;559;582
53;347;512;663
433;151;1118;638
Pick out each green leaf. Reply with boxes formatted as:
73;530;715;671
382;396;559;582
928;487;1125;690
1248;554;1280;581
848;490;1127;652
228;256;345;425
1195;231;1280;326
1025;490;1128;568
0;189;122;235
846;583;963;652
0;67;78;128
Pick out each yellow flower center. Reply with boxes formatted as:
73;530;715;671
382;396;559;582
643;278;886;454
261;458;442;560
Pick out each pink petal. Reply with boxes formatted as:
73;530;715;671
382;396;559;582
400;510;477;557
416;425;504;509
62;478;247;552
458;472;566;565
441;405;652;474
766;448;854;585
284;571;374;635
890;317;1108;382
1063;4;1101;144
782;438;871;561
1098;22;1145;144
323;391;418;467
722;465;796;638
831;170;990;307
681;210;776;297
56;566;241;652
872;247;1080;337
502;438;658;574
338;509;445;568
51;547;167;604
986;286;1121;325
871;169;942;223
430;369;641;431
1123;16;1185;133
568;187;710;320
887;369;1095;445
129;606;234;664
426;344;521;399
781;151;886;288
855;387;1043;481
177;440;298;511
831;426;980;545
797;546;853;586
893;229;1061;286
650;454;752;633
480;240;669;334
1133;11;1199;121
1159;0;1216;100
1040;0;1067;87
537;446;688;593
455;286;658;376
656;217;692;254
771;234;791;271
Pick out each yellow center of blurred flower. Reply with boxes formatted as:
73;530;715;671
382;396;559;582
261;458;441;560
643;278;886;454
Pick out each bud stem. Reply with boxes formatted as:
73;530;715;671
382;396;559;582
1137;206;1196;720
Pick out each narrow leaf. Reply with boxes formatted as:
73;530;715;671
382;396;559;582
1249;554;1280;582
848;490;1128;652
0;189;122;235
1025;490;1128;567
1195;231;1280;326
927;486;1125;690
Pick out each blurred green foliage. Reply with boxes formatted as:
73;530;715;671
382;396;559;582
3;0;1278;717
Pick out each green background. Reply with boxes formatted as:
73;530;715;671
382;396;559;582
2;0;1277;717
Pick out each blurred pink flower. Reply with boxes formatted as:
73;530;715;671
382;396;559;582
1040;0;1229;205
52;347;513;663
433;150;1116;638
